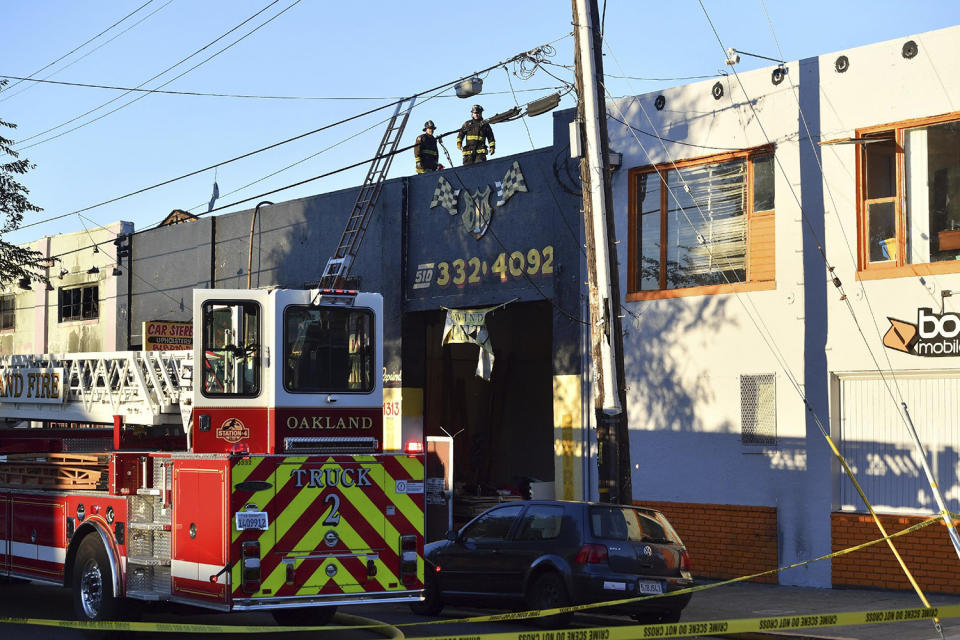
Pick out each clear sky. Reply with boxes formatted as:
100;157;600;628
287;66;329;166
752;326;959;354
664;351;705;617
3;1;959;247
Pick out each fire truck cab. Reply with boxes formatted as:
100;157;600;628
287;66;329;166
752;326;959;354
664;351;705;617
0;288;425;625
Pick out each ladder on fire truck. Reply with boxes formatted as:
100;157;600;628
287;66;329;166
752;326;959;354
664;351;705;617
319;96;416;288
0;351;192;429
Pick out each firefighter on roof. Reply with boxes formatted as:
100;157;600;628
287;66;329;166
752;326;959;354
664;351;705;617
457;104;495;164
415;120;441;174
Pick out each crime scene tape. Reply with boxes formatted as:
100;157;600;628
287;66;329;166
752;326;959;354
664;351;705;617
0;604;958;637
0;514;954;634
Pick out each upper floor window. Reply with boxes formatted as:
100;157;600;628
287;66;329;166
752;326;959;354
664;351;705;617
59;285;98;322
859;113;960;275
0;295;13;330
628;146;775;299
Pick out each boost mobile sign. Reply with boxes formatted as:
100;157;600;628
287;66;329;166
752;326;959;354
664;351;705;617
883;308;960;357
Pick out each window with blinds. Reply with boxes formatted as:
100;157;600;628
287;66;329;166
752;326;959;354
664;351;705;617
629;147;775;298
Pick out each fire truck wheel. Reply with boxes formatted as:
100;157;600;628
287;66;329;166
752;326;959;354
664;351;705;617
271;606;337;626
409;571;443;616
72;534;122;623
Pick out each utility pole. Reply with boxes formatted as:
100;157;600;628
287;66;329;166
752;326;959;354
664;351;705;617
571;0;632;504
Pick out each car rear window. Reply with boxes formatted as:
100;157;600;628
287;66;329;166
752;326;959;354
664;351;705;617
589;506;678;544
515;505;564;541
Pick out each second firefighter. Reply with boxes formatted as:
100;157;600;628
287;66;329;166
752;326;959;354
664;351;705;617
457;105;495;165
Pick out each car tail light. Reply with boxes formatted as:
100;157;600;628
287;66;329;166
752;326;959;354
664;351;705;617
574;543;608;564
400;534;418;584
241;541;261;593
680;549;691;572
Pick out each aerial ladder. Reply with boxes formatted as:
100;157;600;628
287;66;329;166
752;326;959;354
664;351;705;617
320;97;416;288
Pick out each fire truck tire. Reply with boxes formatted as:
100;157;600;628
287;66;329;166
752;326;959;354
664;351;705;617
72;534;122;623
409;571;443;616
271;606;338;626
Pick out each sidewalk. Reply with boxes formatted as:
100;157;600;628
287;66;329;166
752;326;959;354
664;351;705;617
678;580;960;640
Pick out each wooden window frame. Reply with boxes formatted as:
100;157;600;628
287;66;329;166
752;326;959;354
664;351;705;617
626;144;776;301
856;110;960;281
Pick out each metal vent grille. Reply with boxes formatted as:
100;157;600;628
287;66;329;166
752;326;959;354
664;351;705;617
740;373;776;445
283;436;379;453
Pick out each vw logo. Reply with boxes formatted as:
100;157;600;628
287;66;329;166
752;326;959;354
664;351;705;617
640;545;653;558
325;563;338;577
324;530;339;548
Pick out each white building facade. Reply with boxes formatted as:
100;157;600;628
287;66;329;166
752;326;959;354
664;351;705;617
608;26;960;591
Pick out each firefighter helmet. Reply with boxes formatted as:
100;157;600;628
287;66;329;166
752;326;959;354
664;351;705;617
423;120;436;131
471;104;484;114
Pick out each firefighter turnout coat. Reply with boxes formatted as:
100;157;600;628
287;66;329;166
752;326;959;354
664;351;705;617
457;119;495;164
414;132;439;173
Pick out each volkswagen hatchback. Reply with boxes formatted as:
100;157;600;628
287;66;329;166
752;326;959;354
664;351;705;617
410;500;693;625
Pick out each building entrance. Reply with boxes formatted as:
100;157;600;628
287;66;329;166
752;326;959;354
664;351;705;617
421;301;554;528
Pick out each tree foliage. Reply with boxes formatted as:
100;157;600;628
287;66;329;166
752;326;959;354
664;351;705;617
0;79;47;285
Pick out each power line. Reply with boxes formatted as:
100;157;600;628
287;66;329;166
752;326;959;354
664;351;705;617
0;1;175;104
18;37;568;231
0;0;155;98
14;0;292;150
0;74;564;101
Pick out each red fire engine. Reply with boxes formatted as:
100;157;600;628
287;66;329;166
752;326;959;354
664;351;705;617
0;287;425;625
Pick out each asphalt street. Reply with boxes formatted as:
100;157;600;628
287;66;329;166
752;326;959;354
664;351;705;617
0;580;716;640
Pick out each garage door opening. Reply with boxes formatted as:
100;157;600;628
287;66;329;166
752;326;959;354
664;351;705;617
421;301;554;528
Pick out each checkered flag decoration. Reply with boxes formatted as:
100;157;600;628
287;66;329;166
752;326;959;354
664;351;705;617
430;176;460;216
496;161;528;206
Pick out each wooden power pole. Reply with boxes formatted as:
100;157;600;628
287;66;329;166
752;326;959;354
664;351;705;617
572;0;632;504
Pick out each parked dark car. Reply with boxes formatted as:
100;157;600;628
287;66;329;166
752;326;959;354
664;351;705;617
410;500;693;626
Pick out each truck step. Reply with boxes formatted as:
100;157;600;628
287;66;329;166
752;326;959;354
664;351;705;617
124;589;167;601
127;521;170;531
126;555;171;567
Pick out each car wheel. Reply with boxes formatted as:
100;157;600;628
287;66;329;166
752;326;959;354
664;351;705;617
271;606;337;626
528;572;573;628
73;535;122;623
409;571;444;616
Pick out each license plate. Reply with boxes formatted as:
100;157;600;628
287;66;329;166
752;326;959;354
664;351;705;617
235;511;269;531
637;580;663;595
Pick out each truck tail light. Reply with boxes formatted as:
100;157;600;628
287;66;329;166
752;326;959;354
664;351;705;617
574;543;608;565
404;440;424;456
399;534;418;585
242;541;261;593
680;549;691;573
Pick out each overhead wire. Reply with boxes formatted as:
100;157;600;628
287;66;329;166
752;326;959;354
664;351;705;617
0;74;564;101
14;0;294;150
0;0;175;104
17;35;572;234
0;0;156;99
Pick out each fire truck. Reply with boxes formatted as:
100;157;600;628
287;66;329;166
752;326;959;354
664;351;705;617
0;287;425;625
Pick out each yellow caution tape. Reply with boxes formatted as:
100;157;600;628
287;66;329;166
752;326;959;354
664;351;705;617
1;604;958;636
2;513;956;633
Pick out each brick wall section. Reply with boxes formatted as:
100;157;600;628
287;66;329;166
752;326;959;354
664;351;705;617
831;512;960;594
637;501;779;584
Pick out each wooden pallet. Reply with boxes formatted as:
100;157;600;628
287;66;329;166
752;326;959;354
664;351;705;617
0;453;107;490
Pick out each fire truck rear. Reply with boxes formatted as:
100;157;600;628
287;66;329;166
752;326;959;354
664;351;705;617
0;288;424;624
